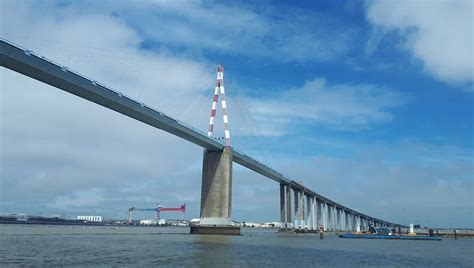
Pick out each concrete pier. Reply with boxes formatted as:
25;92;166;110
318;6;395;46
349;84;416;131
280;184;286;228
277;184;402;234
286;185;292;228
191;146;240;235
294;190;299;228
276;183;402;234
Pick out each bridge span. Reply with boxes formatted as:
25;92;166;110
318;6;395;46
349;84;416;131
0;39;403;233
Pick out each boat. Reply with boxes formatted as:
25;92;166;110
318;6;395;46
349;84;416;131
338;225;441;241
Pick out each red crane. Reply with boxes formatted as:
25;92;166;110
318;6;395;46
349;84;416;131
157;203;186;220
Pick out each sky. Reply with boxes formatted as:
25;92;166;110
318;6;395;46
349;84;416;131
0;0;473;228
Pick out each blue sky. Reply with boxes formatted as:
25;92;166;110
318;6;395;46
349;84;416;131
1;0;473;227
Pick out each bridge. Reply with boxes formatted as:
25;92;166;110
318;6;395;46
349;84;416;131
0;39;403;234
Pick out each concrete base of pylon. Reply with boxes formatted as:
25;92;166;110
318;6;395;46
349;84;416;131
190;225;241;235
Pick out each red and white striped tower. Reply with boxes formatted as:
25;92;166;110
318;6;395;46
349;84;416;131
207;65;231;147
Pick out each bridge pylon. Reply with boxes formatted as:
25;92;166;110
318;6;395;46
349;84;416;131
190;65;240;235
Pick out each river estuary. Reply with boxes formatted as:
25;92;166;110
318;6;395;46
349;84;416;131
1;225;473;267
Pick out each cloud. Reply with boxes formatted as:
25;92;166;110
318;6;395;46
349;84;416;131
96;0;356;62
232;78;407;136
49;189;106;210
366;0;474;85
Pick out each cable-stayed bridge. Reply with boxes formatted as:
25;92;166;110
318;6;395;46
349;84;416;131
0;39;403;234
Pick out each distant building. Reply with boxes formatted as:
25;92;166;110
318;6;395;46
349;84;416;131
242;222;262;228
77;216;117;223
190;218;200;225
0;213;27;222
52;213;67;219
263;222;281;228
241;221;281;228
78;216;103;222
139;219;187;226
140;219;158;225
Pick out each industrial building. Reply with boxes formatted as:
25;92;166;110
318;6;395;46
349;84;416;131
77;216;117;223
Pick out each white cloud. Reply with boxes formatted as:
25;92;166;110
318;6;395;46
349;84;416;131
366;0;474;85
233;78;406;136
49;189;106;210
106;0;356;62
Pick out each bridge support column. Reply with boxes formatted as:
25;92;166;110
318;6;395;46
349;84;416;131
317;200;323;229
346;211;350;231
356;215;361;232
311;197;316;230
339;209;343;231
279;184;286;229
307;195;313;230
325;205;330;231
349;214;354;231
329;205;333;231
191;147;239;235
336;208;340;231
350;213;353;231
328;206;334;231
342;210;346;231
301;192;305;229
340;209;343;231
327;204;331;231
323;202;328;231
315;199;319;228
286;185;292;228
347;212;352;231
321;202;325;230
294;190;299;228
346;213;350;231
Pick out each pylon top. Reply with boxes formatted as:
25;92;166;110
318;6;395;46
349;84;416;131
207;65;231;147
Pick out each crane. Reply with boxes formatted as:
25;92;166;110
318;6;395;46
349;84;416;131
159;204;186;220
128;207;158;223
127;203;187;223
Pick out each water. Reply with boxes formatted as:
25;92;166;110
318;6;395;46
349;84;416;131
1;225;473;267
